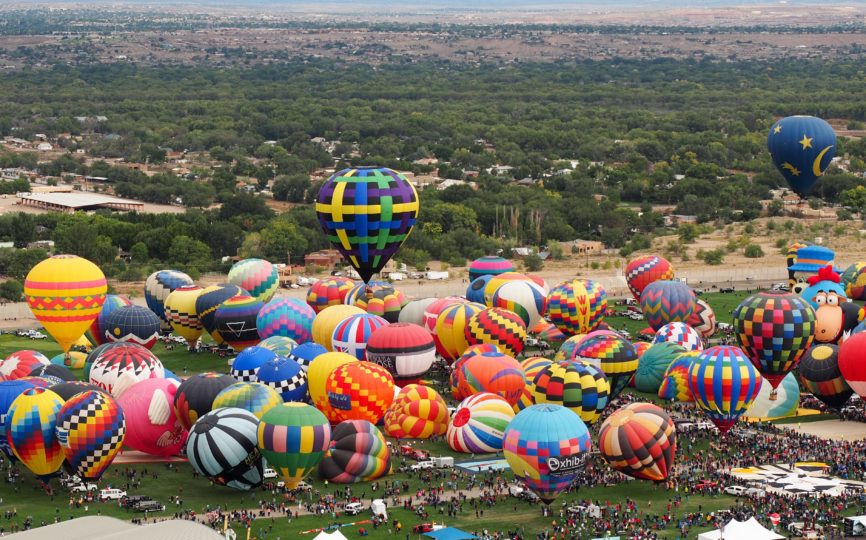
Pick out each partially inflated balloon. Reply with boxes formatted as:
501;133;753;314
257;298;316;344
326;362;395;424
258;336;298;358
174;373;236;430
688;346;762;433
214;295;263;352
29;364;75;383
195;284;244;344
447;393;515;453
653;322;703;352
490;280;548;329
229;258;279;303
384;384;449;439
55;390;125;480
625;255;674;301
573;334;638;400
103;305;162;349
316;167;419;283
515;357;552;412
397;298;437;326
257;403;331;488
466;276;493;304
145;270;193;327
1;350;50;380
286;342;327;372
503;404;591;504
25;255;107;353
532;361;610;426
86;294;132;346
469;256;514;282
187;407;264;490
354;284;407;323
164;285;204;348
454;352;525;406
842;263;866;301
366;323;436;382
599;403;676;482
768;115;836;197
658;351;698;402
230;346;278;382
687;299;716;339
839;333;866;399
635;342;687;393
117;378;187;456
212;382;283;419
307;352;357;422
799;343;852;410
640;280;696;332
312;305;365;351
307;277;355;314
319;420;391;483
7;387;65;478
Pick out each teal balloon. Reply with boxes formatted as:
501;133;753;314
767;116;836;197
635;342;686;393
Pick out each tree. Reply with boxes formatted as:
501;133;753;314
744;244;764;258
767;200;784;217
130;242;149;263
10;213;34;248
272;174;311;203
523;253;543;272
168;235;212;268
0;279;23;302
258;218;308;264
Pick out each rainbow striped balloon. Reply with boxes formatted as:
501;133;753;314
25;255;107;353
306;277;355;313
447;392;515;453
468;256;514;282
515;356;553;412
7;387;65;477
434;302;486;362
257;298;316;343
688;345;762;433
214;294;263;352
546;280;592;336
257;403;331;489
228;258;280;303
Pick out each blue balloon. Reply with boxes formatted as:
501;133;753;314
466;275;492;304
768;116;836;197
231;346;278;382
287;342;327;372
0;380;36;459
102;305;162;349
256;357;308;402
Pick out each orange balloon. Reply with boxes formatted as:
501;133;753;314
325;362;395;424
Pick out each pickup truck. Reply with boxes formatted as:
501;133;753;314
723;485;748;496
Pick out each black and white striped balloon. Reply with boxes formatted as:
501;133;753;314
186;407;263;490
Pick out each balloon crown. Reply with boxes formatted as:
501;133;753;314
807;265;840;285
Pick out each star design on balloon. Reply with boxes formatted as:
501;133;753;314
800;135;813;150
773;125;782;134
782;162;801;176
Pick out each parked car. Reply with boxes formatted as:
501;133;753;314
720;287;735;293
263;468;277;479
70;483;98;493
694;480;718;491
724;486;748;496
120;495;150;509
345;502;364;515
133;499;165;512
99;488;127;501
410;460;436;471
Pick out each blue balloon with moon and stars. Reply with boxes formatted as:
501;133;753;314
767;116;836;197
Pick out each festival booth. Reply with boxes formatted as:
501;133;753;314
697;518;783;540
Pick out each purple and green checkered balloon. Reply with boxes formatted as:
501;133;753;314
316;167;419;283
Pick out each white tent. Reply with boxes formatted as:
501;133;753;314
697;517;784;540
312;531;349;540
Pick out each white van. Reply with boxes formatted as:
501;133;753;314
263;468;277;479
99;488;127;501
345;502;364;515
371;499;388;520
410;461;436;471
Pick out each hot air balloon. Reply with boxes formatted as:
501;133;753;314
653;322;703;352
256;357;308;402
640;280;696;332
343;280;388;307
745;372;799;419
447;393;515;453
174;373;236;430
515;357;552;412
532;361;610;426
6;387;65;477
331;313;388;361
354;284;407;323
490;279;548;329
625;255;674;301
144;270;194;327
422;297;468;332
768;115;836;197
0;380;35;459
465;307;527;358
366;323;436;383
581;279;608;332
688;346;763;433
1;350;50;380
257;402;331;488
102;305;162;349
195;283;244;344
842;262;866;301
469;256;515;282
657;351;698;402
799;344;851;410
29;364;75;383
86;294;132;346
163;285;204;348
307;277;355;314
466;275;493;304
533;321;567;346
214;294;263;352
117;378;187;456
503;404;591;504
258;336;298;358
384;384;449;439
55;390;125;480
326;361;395;424
635;342;687;393
598;403;676;482
734;292;816;392
51;351;87;370
230;346;277;382
312;304;365;351
546;280;592;336
256;298;316;344
88;343;164;397
286;342;327;372
434;302;486;362
316;167;419;283
454;351;525;406
50;381;104;401
839;333;866;399
397;298;437;326
554;335;586;362
212;382;283;419
187;407;264;490
572;333;638;400
450;344;502;397
228;258;279;303
687;299;717;339
318;420;391;483
25;255;107;353
307;352;357;422
482;272;529;304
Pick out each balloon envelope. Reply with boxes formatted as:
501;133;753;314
366;323;436;382
55;390;125;480
195;283;244;344
187;407;264;490
87;294;132;346
228;258;279;303
307;277;355;314
174;373;236;430
384;384;449;439
257;402;331;488
799;343;852;410
625;255;674;301
103;305;162;349
214;294;263;352
447;392;515;453
326;361;395;424
257;298;316;344
318;420;391;483
117;378;187;456
145;270;193;326
688;345;763;433
768;115;836;197
7;387;65;477
599;403;676;482
164;285;204;347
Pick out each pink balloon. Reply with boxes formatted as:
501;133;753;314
116;378;188;456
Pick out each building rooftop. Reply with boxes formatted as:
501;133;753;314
9;516;224;539
18;192;144;210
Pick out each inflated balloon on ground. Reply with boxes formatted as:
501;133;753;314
687;299;716;339
307;277;355;313
599;403;676;482
307;352;357;422
635;342;687;393
230;346;277;382
214;294;263;352
447;393;515;453
573;333;638;400
325;361;395;424
228;258;279;303
653;322;703;352
258;336;298;358
453;351;525;406
469;256;514;282
331;313;388;361
256;298;316;344
1;350;50;380
0;380;36;459
144;269;193;327
117;378;187;457
286;342;327;372
366;323;436;382
318;420;391;483
311;304;364;351
384;384;449;439
195;283;244;344
546;280;592;336
88;343;164;397
212;382;283;419
625;255;674;301
55;390;125;480
640;280;696;332
86;294;132;346
490;279;548;328
174;373;236;430
6;387;65;478
186;407;263;490
102;305;162;349
657;352;698;402
532;360;610;425
434;302;485;362
799;343;852;410
464;307;527;357
353;284;407;323
255;357;308;402
515;357;553;412
163;285;204;348
257;402;331;488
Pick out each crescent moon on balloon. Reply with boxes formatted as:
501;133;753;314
813;145;834;177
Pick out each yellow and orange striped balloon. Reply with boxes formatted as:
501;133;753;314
25;255;107;352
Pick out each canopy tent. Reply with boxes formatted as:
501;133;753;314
846;516;866;536
423;527;478;540
697;517;783;540
8;516;223;539
313;531;349;540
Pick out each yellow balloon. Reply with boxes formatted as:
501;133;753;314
483;272;529;306
164;285;204;347
311;304;364;351
433;302;485;361
24;255;107;352
307;351;356;422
